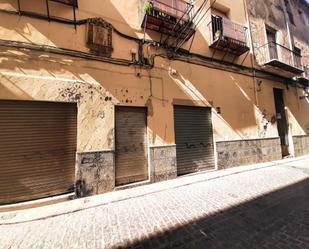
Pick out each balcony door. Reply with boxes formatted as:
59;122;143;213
273;88;289;157
211;15;223;40
293;46;302;69
266;28;278;60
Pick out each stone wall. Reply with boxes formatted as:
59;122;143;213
149;145;177;182
216;137;282;169
293;135;309;157
75;145;177;196
76;150;114;197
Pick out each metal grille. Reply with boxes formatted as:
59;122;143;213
115;107;148;186
0;100;77;205
210;15;248;44
174;106;215;176
151;0;190;21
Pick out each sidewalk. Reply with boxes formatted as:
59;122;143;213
0;156;309;249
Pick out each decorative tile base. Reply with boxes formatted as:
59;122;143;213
216;137;282;169
76;150;114;197
293;135;309;157
149;145;177;182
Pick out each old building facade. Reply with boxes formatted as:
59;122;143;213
0;0;308;204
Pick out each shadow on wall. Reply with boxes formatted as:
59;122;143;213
0;0;308;142
248;0;309;74
167;62;261;139
115;178;309;249
0;0;144;56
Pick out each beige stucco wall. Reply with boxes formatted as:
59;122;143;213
247;0;309;74
288;0;309;70
246;0;309;137
0;46;256;146
0;0;252;65
0;0;308;155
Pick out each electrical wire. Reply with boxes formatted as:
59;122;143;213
0;39;133;67
172;0;209;49
0;6;306;89
175;0;217;51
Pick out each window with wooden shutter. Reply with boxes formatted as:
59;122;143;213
50;0;78;7
87;18;113;57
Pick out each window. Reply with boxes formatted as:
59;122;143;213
211;8;227;41
293;46;302;68
284;0;295;25
293;47;301;56
211;15;223;40
266;27;278;60
287;11;295;25
299;10;309;26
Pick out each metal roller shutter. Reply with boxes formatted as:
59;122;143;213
115;107;148;186
174;106;215;176
0;100;77;205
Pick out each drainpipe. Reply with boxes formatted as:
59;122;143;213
281;0;295;67
281;0;296;157
243;0;259;107
138;41;143;65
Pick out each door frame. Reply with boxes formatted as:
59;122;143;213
273;88;291;157
265;26;278;60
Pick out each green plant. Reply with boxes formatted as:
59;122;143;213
144;1;154;13
158;12;167;18
214;30;221;38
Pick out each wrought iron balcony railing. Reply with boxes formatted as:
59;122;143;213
144;0;192;21
208;16;249;56
258;41;304;75
304;67;309;79
298;66;309;85
141;0;195;41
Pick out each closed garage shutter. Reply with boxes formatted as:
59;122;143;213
0;100;77;205
174;106;215;176
115;107;148;186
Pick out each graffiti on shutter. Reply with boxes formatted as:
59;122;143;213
51;0;78;7
87;18;113;57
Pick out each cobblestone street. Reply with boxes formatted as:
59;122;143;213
0;157;309;249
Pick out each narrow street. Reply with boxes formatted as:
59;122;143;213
0;157;308;249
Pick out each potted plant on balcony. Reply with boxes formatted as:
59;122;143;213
214;30;221;40
158;11;167;19
144;1;154;14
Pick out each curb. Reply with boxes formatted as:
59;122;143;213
1;155;308;225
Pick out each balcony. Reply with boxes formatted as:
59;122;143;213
258;42;304;76
208;16;250;57
141;0;195;41
297;67;309;86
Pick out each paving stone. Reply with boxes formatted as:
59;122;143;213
0;158;309;249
